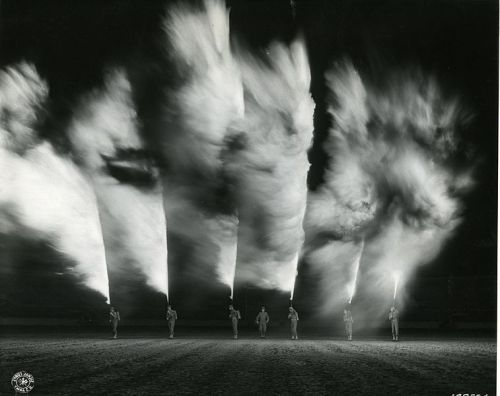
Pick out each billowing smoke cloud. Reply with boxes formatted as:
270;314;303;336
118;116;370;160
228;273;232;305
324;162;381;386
68;69;169;300
160;0;242;294
226;38;315;293
0;63;110;302
305;60;472;322
161;1;314;296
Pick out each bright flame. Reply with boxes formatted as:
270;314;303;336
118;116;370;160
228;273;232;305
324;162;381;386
393;272;401;301
211;215;238;298
290;261;299;301
348;239;364;303
304;59;473;320
226;36;314;292
68;69;169;298
0;63;110;302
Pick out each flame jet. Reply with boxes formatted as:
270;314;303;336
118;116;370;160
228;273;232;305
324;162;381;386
159;0;243;291
211;215;238;299
348;239;364;304
0;63;110;302
224;37;315;293
305;60;473;322
68;70;169;301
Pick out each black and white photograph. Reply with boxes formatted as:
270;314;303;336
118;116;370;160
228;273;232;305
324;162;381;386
0;0;497;394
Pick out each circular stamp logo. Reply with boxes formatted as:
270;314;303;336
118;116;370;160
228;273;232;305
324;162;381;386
11;371;35;394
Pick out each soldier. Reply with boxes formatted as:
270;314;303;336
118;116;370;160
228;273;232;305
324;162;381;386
288;306;299;340
166;305;178;339
343;308;354;340
229;304;241;339
109;306;120;339
255;306;270;338
389;306;399;341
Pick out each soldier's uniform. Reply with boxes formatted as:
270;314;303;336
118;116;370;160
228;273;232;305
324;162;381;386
343;309;354;340
166;308;178;339
255;310;270;338
288;308;299;340
389;307;399;341
229;306;241;339
109;309;120;339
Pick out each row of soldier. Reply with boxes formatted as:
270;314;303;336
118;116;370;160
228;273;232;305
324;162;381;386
109;305;400;341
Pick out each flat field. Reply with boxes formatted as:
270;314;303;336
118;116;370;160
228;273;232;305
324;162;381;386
0;330;495;395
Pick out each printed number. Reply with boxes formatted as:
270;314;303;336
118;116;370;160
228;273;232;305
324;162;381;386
452;394;488;396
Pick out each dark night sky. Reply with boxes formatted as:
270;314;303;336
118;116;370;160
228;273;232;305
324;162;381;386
0;0;497;322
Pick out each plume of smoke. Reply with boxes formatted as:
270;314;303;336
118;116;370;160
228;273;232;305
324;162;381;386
305;60;473;322
161;2;314;295
226;37;315;292
0;62;48;153
160;0;242;291
161;0;243;175
68;69;169;299
0;63;110;302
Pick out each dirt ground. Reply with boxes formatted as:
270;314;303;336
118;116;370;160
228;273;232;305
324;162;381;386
0;330;496;395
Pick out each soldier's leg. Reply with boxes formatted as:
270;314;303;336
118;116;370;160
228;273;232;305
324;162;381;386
391;321;395;340
112;321;118;338
348;322;352;340
395;320;399;340
262;323;267;337
232;319;238;338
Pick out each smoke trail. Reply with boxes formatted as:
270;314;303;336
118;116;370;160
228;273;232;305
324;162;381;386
159;0;242;291
68;69;169;300
305;60;473;321
226;37;315;293
0;63;110;302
